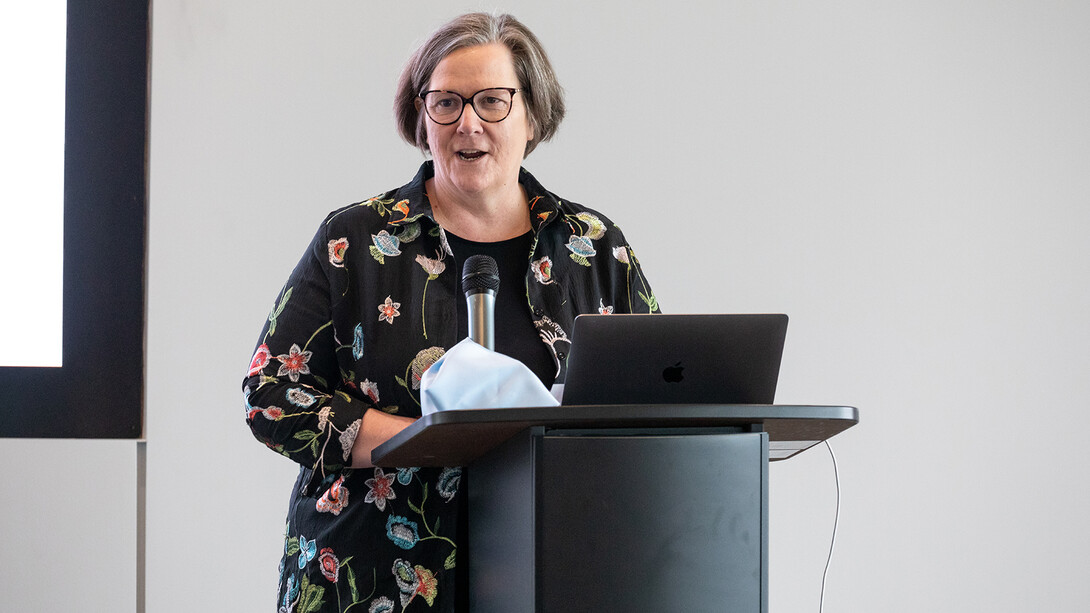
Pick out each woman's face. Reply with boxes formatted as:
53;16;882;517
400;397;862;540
423;43;534;203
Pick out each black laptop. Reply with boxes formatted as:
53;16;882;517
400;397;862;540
561;313;788;405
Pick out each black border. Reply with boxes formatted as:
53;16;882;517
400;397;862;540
0;0;148;438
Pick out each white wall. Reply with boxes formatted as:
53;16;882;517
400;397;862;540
5;0;1087;610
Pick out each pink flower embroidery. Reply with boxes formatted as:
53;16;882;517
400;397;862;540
365;467;397;511
262;406;283;420
598;299;614;315
327;237;349;268
248;344;271;377
275;344;312;383
612;245;630;265
531;256;553;284
316;476;349;515
318;548;339;583
378;296;401;324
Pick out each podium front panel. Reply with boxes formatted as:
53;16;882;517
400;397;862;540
469;428;769;612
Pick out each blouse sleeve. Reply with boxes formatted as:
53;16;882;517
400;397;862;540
242;221;369;481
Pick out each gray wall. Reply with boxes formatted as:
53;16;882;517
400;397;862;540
3;0;1088;610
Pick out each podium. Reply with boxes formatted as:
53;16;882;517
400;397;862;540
373;404;858;612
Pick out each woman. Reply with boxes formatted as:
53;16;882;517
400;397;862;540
244;13;658;612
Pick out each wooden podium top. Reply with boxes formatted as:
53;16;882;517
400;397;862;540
372;404;858;467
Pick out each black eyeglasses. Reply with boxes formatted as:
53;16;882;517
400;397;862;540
419;87;524;125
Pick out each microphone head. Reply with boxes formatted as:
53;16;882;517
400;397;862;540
462;254;500;295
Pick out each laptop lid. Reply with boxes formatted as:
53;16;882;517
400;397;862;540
561;313;788;406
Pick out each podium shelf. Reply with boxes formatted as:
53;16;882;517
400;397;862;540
372;404;857;467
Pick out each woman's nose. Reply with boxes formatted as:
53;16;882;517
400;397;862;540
456;102;484;134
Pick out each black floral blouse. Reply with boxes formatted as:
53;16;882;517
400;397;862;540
244;161;658;613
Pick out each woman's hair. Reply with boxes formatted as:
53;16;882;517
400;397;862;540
394;12;565;156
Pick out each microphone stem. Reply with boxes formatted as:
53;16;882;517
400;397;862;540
466;291;496;351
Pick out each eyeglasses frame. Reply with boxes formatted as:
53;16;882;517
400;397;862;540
418;87;525;125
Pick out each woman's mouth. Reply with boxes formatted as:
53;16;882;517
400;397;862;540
457;150;486;161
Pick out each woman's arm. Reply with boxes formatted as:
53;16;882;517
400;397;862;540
349;408;416;468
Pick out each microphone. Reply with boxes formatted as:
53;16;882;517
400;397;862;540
462;255;500;350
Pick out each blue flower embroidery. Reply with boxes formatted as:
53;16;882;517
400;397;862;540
285;387;316;408
372;231;401;256
283;575;298;608
386;515;420;550
352;323;364;360
298;535;317;569
566;235;596;257
396;467;419;485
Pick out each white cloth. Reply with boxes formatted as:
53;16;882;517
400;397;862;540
420;338;560;415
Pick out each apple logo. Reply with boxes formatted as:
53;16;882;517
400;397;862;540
662;361;685;383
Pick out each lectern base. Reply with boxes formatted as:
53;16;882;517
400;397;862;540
469;427;769;612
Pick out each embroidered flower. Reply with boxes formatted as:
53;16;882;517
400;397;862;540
378;296;401;324
327;237;349;267
393;559;417;593
365;467;397;511
317;406;331;432
286;387;316;408
370;230;402;262
392;560;437;607
276;344;312;383
282;575;299;610
437;467;462;502
598;299;614;315
576;212;607;239
368;596;394;613
409;347;445;390
262;406;284;420
531;256;553;285
566;235;596;258
396;467;419;485
359;379;379;404
318;547;339;583
248;344;271;377
352;323;364;360
339;419;360;461
415;253;446;279
387;516;420;550
391;199;410;223
316;476;349;515
413;566;438;606
297;535;317;569
612;245;630;264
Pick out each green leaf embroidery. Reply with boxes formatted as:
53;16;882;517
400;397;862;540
570;253;591;267
298;575;325;613
398;222;421;244
286;537;300;556
368;245;385;264
638;291;659;312
444;549;457;570
293;430;318;441
346;563;360;603
268;287;294;336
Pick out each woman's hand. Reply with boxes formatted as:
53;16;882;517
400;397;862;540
349;408;417;468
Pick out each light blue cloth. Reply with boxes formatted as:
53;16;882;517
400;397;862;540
420;338;560;415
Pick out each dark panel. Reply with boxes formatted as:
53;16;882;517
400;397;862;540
0;0;147;438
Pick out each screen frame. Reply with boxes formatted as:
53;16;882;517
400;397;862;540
0;0;148;438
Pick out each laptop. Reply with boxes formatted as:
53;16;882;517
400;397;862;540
560;314;788;405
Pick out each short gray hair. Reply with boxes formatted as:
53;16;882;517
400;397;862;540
394;13;565;156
